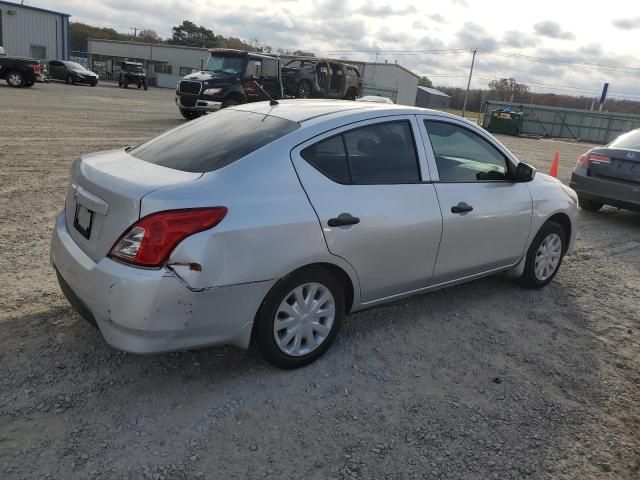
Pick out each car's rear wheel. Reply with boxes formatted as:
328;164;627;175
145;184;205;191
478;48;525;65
66;74;75;85
255;267;345;369
578;196;604;212
179;108;202;120
296;80;312;99
344;87;357;100
6;71;25;87
517;221;566;289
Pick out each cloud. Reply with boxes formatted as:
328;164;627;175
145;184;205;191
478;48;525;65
358;4;417;17
533;21;576;40
502;30;538;49
450;0;468;6
428;13;447;23
612;18;640;30
454;22;499;50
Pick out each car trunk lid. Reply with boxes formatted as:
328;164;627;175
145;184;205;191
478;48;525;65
589;148;640;184
64;149;202;262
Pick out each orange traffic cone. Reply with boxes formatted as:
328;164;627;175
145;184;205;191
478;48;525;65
549;151;559;178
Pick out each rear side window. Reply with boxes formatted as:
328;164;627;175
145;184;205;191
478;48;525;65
301;121;420;184
608;129;640;151
129;109;299;173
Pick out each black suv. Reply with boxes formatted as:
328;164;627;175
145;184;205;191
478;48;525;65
0;46;40;88
118;61;148;90
175;49;281;120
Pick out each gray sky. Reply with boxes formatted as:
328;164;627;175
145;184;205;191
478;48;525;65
32;0;640;100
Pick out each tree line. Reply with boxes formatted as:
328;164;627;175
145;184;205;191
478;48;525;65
69;20;314;57
435;78;640;115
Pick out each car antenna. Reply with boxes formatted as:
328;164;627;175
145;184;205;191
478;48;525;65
252;78;279;106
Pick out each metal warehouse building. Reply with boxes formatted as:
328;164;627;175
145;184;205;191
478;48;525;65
0;0;69;60
87;39;421;105
415;86;451;109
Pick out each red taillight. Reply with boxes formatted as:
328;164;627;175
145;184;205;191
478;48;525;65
577;152;611;167
109;207;227;268
33;63;41;74
242;80;257;93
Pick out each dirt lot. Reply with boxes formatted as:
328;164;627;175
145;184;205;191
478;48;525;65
1;82;639;480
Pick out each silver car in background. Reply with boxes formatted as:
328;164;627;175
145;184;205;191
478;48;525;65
51;100;578;369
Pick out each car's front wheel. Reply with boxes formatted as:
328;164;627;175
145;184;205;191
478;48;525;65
179;108;202;120
296;80;312;99
578;195;604;212
517;221;566;288
255;267;345;369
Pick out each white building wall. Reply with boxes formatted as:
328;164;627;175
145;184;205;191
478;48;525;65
0;3;67;60
357;63;419;106
88;39;207;75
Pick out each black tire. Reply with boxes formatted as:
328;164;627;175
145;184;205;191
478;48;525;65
90;83;96;87
66;74;76;85
517;221;566;289
254;266;345;369
137;83;141;89
179;108;202;120
578;196;604;212
123;79;128;88
24;80;35;88
143;80;148;91
221;98;239;108
344;87;357;101
296;80;312;99
6;70;25;88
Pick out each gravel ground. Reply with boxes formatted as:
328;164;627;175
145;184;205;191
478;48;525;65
1;82;639;480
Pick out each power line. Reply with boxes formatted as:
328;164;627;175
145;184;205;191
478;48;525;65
481;51;640;74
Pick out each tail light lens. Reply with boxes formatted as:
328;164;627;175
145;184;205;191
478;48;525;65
109;207;227;268
242;80;257;93
33;63;41;74
577;153;611;167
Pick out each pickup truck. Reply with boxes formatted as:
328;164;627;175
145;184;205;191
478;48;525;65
0;46;41;88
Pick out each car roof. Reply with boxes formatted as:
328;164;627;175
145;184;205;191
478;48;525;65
232;99;464;124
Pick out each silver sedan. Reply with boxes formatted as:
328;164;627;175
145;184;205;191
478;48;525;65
51;100;578;368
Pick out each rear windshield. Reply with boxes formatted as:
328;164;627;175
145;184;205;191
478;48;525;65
129;109;300;172
608;129;640;151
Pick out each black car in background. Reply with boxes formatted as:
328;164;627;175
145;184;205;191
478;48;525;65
0;46;40;88
281;58;362;100
118;61;147;90
49;60;98;86
570;128;640;212
175;49;281;120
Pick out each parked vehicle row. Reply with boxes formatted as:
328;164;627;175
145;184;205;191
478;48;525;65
51;101;578;369
175;48;364;120
0;46;40;88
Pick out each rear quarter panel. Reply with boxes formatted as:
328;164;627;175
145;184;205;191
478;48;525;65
140;138;360;293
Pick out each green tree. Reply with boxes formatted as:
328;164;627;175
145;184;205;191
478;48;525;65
419;76;433;88
169;20;219;48
488;78;529;102
69;22;133;51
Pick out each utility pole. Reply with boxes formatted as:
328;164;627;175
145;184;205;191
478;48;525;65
130;27;140;38
461;48;477;118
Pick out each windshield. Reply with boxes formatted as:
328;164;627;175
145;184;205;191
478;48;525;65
608;129;640;151
126;64;144;72
129;109;300;173
65;62;87;71
204;54;245;76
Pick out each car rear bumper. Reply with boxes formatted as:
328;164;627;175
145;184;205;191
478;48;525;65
175;95;222;112
51;212;274;353
570;169;640;212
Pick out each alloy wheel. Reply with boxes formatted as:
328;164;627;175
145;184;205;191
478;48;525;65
273;282;335;356
534;233;562;281
8;73;22;86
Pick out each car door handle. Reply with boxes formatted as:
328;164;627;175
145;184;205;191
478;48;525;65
451;202;474;214
328;213;360;227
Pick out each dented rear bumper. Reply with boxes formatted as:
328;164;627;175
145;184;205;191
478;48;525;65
51;212;273;353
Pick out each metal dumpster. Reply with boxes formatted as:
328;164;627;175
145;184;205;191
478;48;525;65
487;108;525;136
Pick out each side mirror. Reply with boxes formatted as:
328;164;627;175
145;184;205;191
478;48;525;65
514;162;536;182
